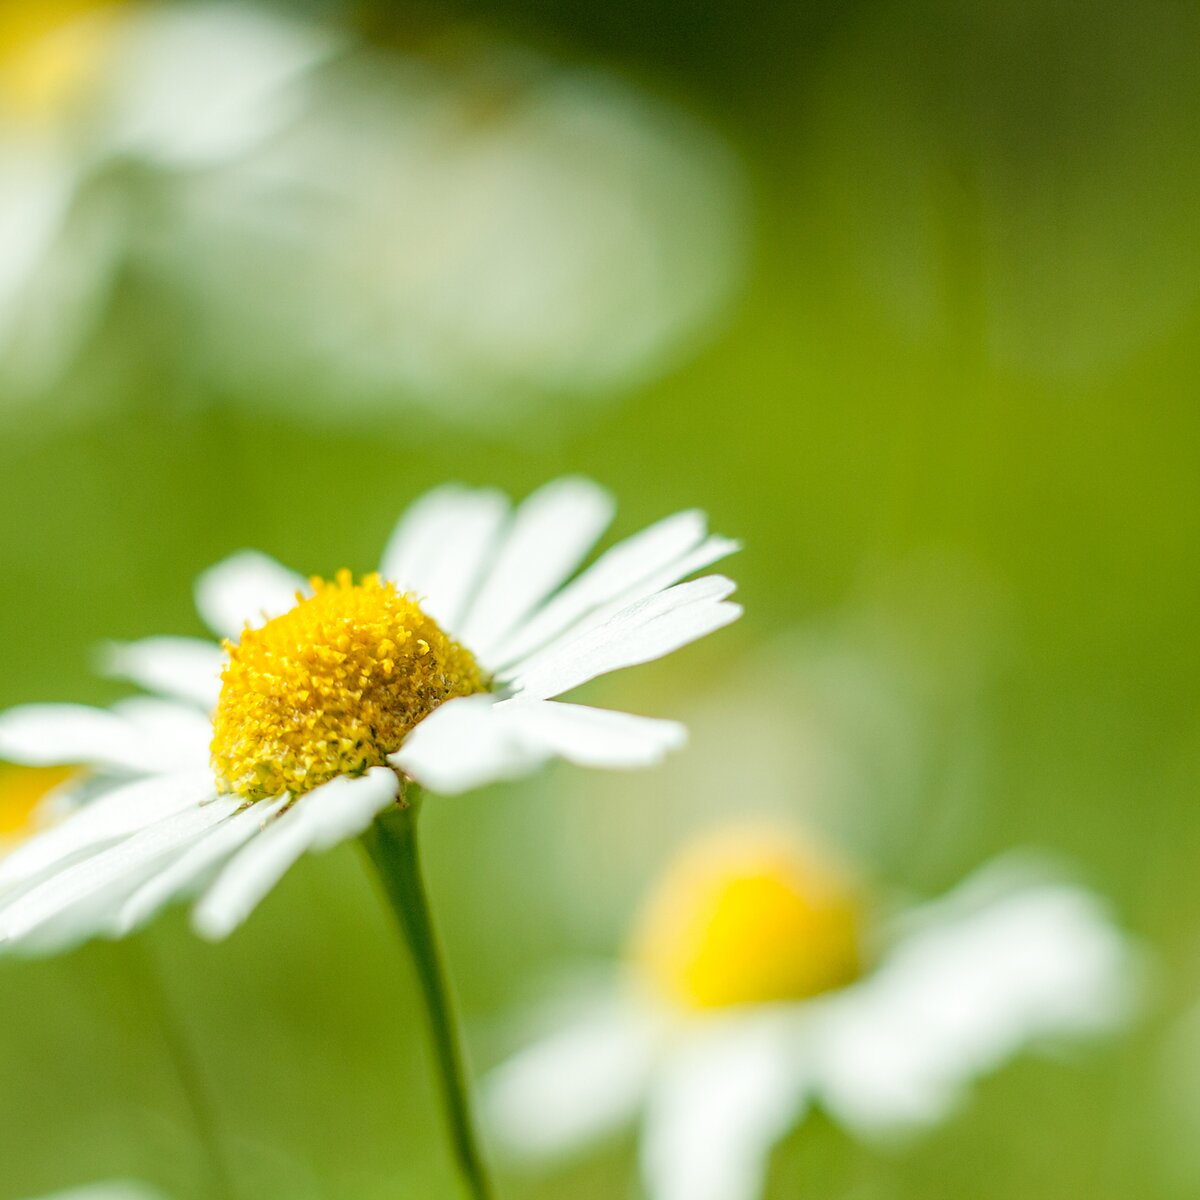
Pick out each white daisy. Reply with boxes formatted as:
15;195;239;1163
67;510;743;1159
178;30;745;423
484;826;1138;1200
0;6;743;431
0;0;335;401
0;763;78;853
0;477;739;953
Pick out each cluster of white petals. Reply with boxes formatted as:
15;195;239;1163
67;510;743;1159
0;478;738;952
485;857;1138;1200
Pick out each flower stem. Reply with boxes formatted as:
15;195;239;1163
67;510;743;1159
362;790;496;1200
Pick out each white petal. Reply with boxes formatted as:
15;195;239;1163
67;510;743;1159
390;696;548;795
813;870;1138;1136
492;507;733;669
495;701;687;770
110;698;212;770
0;798;239;949
378;485;510;632
107;3;337;167
393;697;686;795
510;575;741;700
0;770;215;890
642;1013;804;1200
457;478;615;661
101;636;225;709
194;550;308;640
484;991;659;1159
115;795;287;936
193;768;399;940
0;704;173;773
517;534;740;673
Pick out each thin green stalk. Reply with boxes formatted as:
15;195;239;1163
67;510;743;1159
125;937;236;1200
362;789;496;1200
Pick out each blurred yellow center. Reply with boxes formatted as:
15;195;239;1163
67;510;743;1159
0;764;74;843
0;0;122;121
211;571;487;801
630;828;864;1010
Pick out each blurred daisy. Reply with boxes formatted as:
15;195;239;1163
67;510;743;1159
0;4;743;429
0;478;739;952
0;0;334;400
484;826;1137;1200
0;763;77;852
175;31;745;422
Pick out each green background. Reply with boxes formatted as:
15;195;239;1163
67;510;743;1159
2;0;1198;1196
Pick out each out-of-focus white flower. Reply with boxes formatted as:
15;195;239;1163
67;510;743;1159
0;0;334;398
0;763;79;852
0;478;739;952
0;4;745;427
170;31;746;422
484;827;1138;1200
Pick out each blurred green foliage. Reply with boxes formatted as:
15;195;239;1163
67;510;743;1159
1;0;1198;1197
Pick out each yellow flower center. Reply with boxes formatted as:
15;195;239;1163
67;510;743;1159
630;827;864;1010
211;571;488;801
0;764;74;844
0;1;122;122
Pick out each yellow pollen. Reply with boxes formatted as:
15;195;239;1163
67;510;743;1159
0;764;74;844
629;826;864;1010
0;1;123;121
211;571;488;801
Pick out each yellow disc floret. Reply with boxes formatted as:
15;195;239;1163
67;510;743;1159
0;764;74;844
630;826;864;1010
211;571;487;801
0;1;123;122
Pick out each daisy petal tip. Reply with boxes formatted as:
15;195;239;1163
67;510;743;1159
192;882;255;943
663;722;690;752
195;548;307;638
190;905;235;943
705;573;739;596
549;473;615;507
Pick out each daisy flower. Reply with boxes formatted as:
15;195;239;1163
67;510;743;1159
182;30;745;425
0;763;77;853
0;0;334;402
484;826;1138;1200
0;477;737;1200
0;476;738;951
0;5;743;432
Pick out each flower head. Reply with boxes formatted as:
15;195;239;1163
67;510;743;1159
0;764;75;847
484;827;1137;1200
0;478;739;951
0;0;121;122
630;827;863;1009
211;570;488;800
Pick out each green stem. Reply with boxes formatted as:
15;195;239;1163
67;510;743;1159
125;937;237;1200
362;789;496;1200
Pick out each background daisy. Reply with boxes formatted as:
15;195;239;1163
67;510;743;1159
485;828;1139;1200
0;2;743;434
